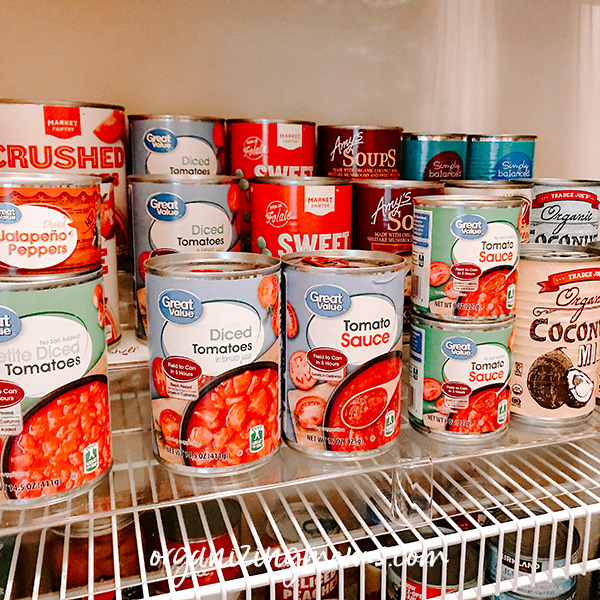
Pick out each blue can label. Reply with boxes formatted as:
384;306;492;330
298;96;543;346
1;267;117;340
467;140;535;180
401;140;467;181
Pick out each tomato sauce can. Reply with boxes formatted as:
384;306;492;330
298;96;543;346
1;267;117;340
128;175;243;340
509;245;599;427
250;176;352;259
281;250;404;458
316;125;403;179
144;252;281;474
400;133;468;181
0;268;110;502
411;195;523;319
466;134;537;180
522;178;600;246
0;99;129;266
408;311;513;441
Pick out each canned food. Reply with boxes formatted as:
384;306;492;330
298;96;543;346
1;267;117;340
282;251;404;458
145;252;280;474
509;245;599;427
316;125;402;179
0;173;101;275
128;114;225;176
522;178;600;246
0;269;110;501
411;194;523;319
408;311;513;441
400;133;468;181
128;175;243;340
466;134;537;181
250;176;352;258
0;99;129;265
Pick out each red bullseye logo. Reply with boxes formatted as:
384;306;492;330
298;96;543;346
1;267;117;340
243;136;263;160
265;200;292;228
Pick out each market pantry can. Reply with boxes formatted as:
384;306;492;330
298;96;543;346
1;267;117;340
250;176;352;258
411;194;523;319
316;125;403;179
509;245;599;427
129;175;243;340
400;133;468;181
0;268;110;502
281;251;404;458
408;312;513;441
145;252;280;474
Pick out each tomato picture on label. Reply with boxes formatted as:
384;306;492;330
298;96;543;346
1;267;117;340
257;273;279;307
455;266;516;318
446;385;509;433
289;350;317;390
430;261;451;287
295;396;326;428
152;357;168;397
159;409;182;449
93;110;126;144
423;377;442;401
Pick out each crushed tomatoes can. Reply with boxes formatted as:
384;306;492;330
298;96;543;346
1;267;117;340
411;194;523;319
282;251;404;458
400;133;468;181
408;312;513;441
250;176;352;258
466;134;536;180
144;252;281;474
0;268;110;502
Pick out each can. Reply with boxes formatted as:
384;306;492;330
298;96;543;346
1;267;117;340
408;311;513;441
145;252;280;474
522;178;600;246
282;251;404;458
0;99;129;266
0;268;110;502
484;507;580;599
250;176;352;258
316;125;403;179
466;134;537;181
128;175;243;340
0;173;101;275
411;194;523;319
509;245;599;427
443;179;534;243
400;133;468;181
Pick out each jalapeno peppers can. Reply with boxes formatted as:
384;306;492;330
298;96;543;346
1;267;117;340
400;133;468;181
466;134;536;181
145;252;281;474
411;194;523;319
282;251;404;458
408;312;513;441
0;269;110;502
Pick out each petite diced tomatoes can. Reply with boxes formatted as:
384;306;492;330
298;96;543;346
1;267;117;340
144;252;281;474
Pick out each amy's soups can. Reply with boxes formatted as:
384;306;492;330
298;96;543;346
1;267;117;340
0;268;110;502
466;134;536;180
250;177;352;258
400;133;468;181
145;252;281;474
281;251;404;458
411;194;523;319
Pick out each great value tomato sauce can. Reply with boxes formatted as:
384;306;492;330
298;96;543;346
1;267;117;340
408;312;513;442
145;252;281;474
466;134;537;180
128;175;243;340
411;195;523;319
281;250;404;458
0;268;110;502
250;176;352;258
400;133;468;181
509;245;599;427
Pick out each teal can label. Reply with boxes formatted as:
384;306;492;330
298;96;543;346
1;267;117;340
400;134;467;181
467;135;536;180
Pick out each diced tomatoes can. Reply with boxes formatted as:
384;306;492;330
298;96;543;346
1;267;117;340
466;134;536;180
408;311;513;441
400;133;468;181
144;252;281;474
411;194;523;319
281;250;404;458
0;268;110;503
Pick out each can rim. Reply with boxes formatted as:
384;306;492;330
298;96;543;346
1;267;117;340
248;176;350;186
352;179;444;190
226;118;316;126
282;250;406;273
411;309;515;329
467;134;537;142
0;172;102;187
0;267;102;289
51;513;134;538
317;124;404;132
402;133;468;141
414;193;524;208
442;179;534;189
127;174;239;185
512;178;600;186
0;98;124;110
520;243;599;261
128;114;224;123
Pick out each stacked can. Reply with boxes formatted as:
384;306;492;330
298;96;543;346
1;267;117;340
0;173;111;503
408;194;524;442
466;135;536;181
400;133;468;181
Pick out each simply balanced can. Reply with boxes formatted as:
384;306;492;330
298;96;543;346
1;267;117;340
145;252;280;474
466;134;537;180
282;251;404;458
400;133;468;181
411;194;523;319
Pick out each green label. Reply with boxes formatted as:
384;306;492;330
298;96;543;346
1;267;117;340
83;442;99;474
249;424;264;453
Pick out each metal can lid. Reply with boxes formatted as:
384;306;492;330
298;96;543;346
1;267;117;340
226;118;316;126
265;502;340;545
353;180;444;190
443;180;534;189
127;174;239;185
513;178;600;187
0;172;102;188
414;193;524;209
0;98;124;111
282;250;405;273
402;133;468;142
467;134;537;142
520;244;599;262
248;176;350;186
410;308;515;330
318;124;404;132
0;267;103;290
128;114;224;123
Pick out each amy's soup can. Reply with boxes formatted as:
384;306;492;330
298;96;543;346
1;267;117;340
145;252;281;474
0;268;110;502
411;194;523;319
509;245;599;427
128;175;243;340
408;311;513;441
400;133;468;181
466;134;536;181
250;177;352;258
282;251;404;458
316;125;403;179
